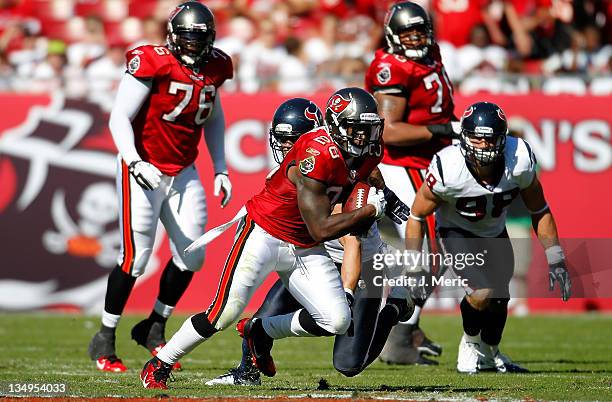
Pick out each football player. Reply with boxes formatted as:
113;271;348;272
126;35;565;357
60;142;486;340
139;87;411;389
407;102;571;373
206;98;413;385
365;1;456;365
87;2;233;372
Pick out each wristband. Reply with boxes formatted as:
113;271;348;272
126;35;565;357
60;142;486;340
409;213;425;222
545;245;565;265
344;288;354;298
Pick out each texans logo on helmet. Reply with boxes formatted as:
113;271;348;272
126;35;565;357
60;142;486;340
304;103;320;125
462;106;474;119
327;94;352;114
497;108;507;121
0;95;163;311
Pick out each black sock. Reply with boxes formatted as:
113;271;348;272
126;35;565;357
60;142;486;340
100;324;115;335
148;311;165;323
191;312;217;338
460;296;484;337
104;265;137;316
297;309;335;337
481;298;508;346
154;259;194;321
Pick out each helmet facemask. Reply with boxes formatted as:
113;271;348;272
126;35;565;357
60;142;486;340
269;124;300;164
385;23;432;59
168;28;215;66
460;128;507;167
331;114;384;158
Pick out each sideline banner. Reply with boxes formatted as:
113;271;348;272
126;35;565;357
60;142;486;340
0;92;610;313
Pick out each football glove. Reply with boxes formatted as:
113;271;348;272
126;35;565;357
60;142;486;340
549;261;571;301
382;187;409;224
214;172;232;208
128;160;162;191
366;187;386;220
427;121;461;139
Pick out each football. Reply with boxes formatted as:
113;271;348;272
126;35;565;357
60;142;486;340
342;182;371;212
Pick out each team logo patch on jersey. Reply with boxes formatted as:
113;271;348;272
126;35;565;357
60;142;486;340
299;156;316;174
128;55;141;74
131;49;144;55
306;147;320;156
327;94;351;114
377;64;391;84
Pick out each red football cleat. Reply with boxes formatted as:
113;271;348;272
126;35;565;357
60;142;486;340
236;318;276;377
140;357;173;389
95;355;127;372
152;344;182;371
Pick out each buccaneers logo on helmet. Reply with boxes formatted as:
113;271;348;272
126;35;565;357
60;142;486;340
327;94;351;114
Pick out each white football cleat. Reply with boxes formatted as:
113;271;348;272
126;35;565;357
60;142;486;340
205;367;261;386
457;334;483;374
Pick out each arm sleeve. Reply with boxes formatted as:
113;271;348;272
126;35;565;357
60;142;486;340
203;94;227;174
108;73;152;165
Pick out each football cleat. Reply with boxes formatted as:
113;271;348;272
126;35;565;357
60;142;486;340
152;344;182;371
478;344;529;373
205;367;261;386
132;319;182;370
95;355;127;372
412;325;443;357
236;318;276;377
140;357;173;389
457;334;483;374
378;323;439;365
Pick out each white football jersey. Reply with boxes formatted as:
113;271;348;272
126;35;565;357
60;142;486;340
324;223;384;264
426;136;536;237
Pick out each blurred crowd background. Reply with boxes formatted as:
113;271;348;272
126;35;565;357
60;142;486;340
0;0;610;97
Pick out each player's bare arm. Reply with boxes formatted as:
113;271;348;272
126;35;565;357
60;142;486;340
294;170;376;243
520;175;571;301
375;92;433;146
333;205;362;293
405;183;441;251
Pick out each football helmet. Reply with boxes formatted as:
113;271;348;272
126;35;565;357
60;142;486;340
269;98;323;164
384;1;433;59
167;1;216;66
459;102;508;166
324;87;384;158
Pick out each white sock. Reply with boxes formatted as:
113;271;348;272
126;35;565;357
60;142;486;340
464;332;481;344
155;317;206;364
154;299;175;318
480;340;498;357
101;311;121;328
262;310;314;339
400;305;422;325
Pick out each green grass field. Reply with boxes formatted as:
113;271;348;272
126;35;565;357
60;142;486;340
0;313;611;400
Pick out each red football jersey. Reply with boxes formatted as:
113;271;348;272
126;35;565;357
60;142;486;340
365;46;455;169
432;0;488;47
246;128;382;248
125;45;233;176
